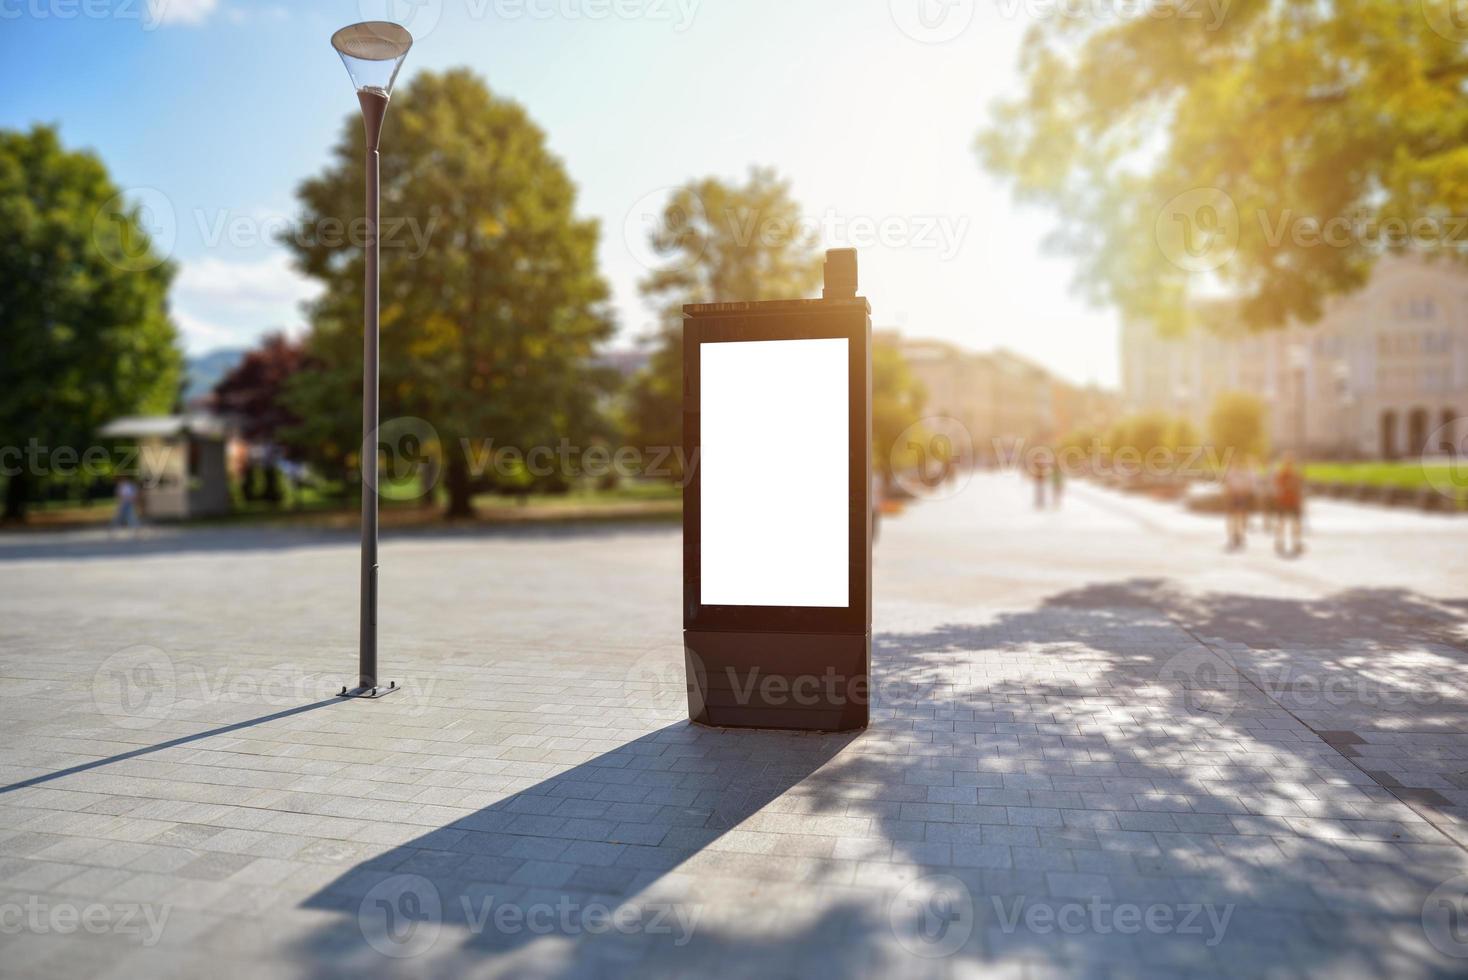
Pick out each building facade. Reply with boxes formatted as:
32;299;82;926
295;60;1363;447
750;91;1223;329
884;333;1119;462
1122;258;1468;459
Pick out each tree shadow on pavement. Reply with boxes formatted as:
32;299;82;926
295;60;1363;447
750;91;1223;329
282;579;1468;978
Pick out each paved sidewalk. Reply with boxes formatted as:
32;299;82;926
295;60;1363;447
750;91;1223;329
2;476;1467;978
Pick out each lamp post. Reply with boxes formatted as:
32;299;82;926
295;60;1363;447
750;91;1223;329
331;22;412;699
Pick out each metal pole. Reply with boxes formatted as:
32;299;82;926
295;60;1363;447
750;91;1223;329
360;141;379;690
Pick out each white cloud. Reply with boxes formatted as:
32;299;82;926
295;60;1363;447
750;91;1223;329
175;254;321;309
171;253;321;353
145;0;220;27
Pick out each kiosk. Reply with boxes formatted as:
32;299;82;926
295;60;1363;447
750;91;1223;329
682;249;872;732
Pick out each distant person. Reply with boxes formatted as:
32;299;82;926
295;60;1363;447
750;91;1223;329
1256;461;1276;534
113;476;140;531
1051;461;1064;509
1032;459;1048;510
1274;453;1305;556
1223;459;1252;550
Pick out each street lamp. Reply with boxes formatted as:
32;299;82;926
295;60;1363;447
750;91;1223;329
331;21;412;699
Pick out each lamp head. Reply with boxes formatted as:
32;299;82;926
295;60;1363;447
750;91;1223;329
331;21;412;99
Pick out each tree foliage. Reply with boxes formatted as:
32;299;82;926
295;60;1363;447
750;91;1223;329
625;168;825;463
0;125;180;520
281;69;614;515
1209;391;1271;462
978;1;1468;335
873;338;928;482
212;333;310;448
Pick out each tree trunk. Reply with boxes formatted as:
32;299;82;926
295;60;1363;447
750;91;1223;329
2;471;28;523
444;452;474;519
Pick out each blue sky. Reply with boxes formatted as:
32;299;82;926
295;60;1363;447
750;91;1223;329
1;0;1121;386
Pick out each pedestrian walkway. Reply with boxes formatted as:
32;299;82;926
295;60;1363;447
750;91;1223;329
1;475;1467;978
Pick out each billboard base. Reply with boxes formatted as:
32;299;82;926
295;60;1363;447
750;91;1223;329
685;629;869;732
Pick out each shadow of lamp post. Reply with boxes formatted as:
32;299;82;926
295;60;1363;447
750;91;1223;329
330;21;412;700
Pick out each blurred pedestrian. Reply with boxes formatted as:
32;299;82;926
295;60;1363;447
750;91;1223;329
1223;458;1252;551
1256;460;1276;534
1032;458;1048;510
1274;453;1305;556
112;476;140;532
1051;460;1064;509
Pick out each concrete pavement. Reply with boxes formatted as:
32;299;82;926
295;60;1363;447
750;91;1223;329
2;475;1467;978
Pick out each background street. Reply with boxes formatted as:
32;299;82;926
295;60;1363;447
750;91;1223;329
3;476;1468;978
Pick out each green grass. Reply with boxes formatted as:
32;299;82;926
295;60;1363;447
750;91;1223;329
1303;461;1468;503
469;481;680;510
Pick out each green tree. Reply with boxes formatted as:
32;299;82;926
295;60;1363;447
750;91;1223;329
1209;392;1270;463
978;1;1468;335
281;69;614;516
626;168;824;466
0;125;180;521
1124;411;1173;460
872;338;928;485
